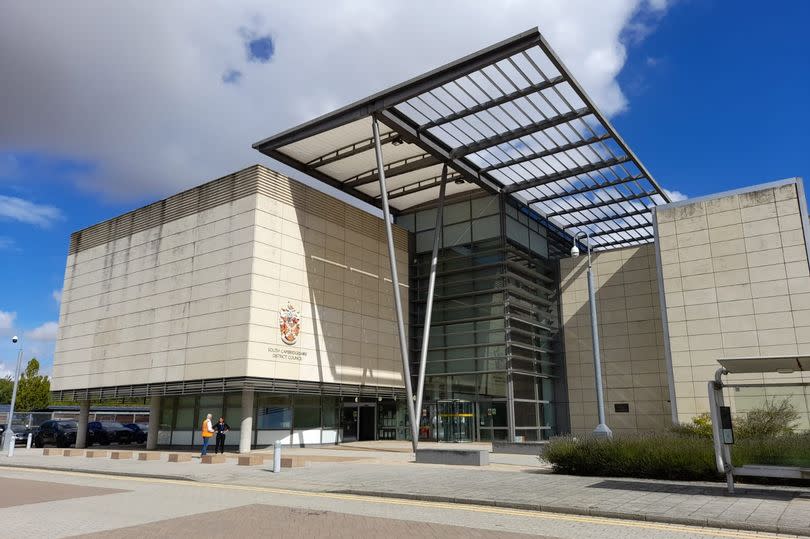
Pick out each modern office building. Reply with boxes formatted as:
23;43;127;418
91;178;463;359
52;28;809;449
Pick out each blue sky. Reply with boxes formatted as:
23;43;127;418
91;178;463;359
0;1;808;376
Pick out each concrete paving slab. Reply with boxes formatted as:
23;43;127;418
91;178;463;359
1;447;809;536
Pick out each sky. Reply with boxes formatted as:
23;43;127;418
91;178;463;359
0;1;808;377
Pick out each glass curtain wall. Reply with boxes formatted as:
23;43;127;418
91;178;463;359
398;192;566;442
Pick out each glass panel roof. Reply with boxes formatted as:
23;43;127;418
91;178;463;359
253;27;672;250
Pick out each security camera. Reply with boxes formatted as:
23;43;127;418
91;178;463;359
11;336;18;344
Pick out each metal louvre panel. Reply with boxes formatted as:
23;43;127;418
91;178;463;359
50;377;409;401
69;164;409;256
70;166;262;255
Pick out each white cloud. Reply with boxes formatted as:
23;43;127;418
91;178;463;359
52;289;62;305
0;195;62;227
0;310;16;338
0;236;13;250
664;189;688;202
0;363;13;379
0;1;670;202
24;321;59;342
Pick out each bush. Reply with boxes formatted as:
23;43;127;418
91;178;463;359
670;398;801;440
734;433;810;468
544;432;810;481
734;398;800;439
544;433;719;480
669;412;713;438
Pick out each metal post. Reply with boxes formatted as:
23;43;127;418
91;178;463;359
573;231;611;438
414;164;447;448
372;116;419;453
273;439;281;473
5;345;23;456
26;433;32;449
587;263;611;438
709;368;734;494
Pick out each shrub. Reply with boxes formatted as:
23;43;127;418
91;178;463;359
544;433;719;481
669;412;713;438
670;398;800;440
544;432;810;481
733;433;810;468
734;398;800;439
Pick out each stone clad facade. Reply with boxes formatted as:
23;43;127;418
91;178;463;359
560;244;671;435
52;165;408;395
560;178;810;434
655;179;810;428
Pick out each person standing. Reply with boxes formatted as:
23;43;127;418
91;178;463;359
200;413;214;456
213;417;230;454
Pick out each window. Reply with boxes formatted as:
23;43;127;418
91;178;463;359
256;395;291;430
322;397;340;428
293;396;320;429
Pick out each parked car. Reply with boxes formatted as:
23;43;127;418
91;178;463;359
88;421;134;445
0;423;32;445
123;423;147;444
33;420;79;448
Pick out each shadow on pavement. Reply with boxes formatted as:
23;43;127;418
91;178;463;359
588;479;802;500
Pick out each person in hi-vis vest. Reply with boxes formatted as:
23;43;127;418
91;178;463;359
200;413;214;456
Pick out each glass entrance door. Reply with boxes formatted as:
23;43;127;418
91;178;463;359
342;406;358;442
341;403;377;442
437;400;474;442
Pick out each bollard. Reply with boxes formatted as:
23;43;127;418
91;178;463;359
8;435;14;457
26;433;32;449
273;440;281;473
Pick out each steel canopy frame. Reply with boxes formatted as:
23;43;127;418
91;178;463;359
253;27;670;248
253;28;674;449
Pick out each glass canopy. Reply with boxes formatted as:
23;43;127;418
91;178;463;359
253;27;672;250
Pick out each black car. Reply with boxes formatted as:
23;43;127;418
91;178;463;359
0;423;32;445
33;420;79;448
123;423;147;444
88;421;134;445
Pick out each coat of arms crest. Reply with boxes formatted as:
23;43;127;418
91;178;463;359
279;303;300;345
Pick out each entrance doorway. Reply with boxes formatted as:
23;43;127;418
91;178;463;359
341;403;376;442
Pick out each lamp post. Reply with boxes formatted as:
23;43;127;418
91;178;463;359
571;232;612;438
5;336;23;456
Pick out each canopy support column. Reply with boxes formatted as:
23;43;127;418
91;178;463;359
372;116;419;453
414;164;447;444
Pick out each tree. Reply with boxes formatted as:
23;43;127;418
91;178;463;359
0;376;11;404
14;358;50;412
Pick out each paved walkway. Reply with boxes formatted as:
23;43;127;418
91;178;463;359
3;446;809;536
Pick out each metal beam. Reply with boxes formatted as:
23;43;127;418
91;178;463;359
503;156;632;194
344;154;438;188
528;174;643;204
592;233;654;249
306;131;400;168
261;148;388;211
535;32;671;204
545;191;652;218
387;171;462;200
449;108;590;159
414;164;447;450
481;133;612;173
586;221;652;238
563;206;650;228
253;28;543;151
418;75;565;131
371;117;418;453
376;109;501;193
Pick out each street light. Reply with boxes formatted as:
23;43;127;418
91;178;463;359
5;335;24;456
571;232;612;438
